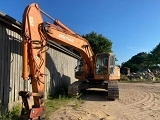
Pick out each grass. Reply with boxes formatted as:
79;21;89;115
42;95;85;119
0;95;84;120
154;77;160;83
120;74;131;81
0;104;21;120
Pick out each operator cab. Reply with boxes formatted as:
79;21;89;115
95;54;109;75
95;53;115;77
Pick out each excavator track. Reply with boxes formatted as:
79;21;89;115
107;81;119;100
68;81;83;96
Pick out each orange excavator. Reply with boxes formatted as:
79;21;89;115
19;3;120;120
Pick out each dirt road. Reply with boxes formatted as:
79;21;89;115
49;83;160;120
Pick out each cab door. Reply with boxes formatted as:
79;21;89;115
94;53;110;80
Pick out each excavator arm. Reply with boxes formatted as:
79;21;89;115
19;3;95;119
19;3;47;119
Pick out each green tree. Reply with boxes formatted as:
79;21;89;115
82;32;112;54
121;43;160;72
121;52;149;72
150;43;160;66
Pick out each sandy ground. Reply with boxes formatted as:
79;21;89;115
49;82;160;120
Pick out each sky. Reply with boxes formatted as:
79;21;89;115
0;0;160;65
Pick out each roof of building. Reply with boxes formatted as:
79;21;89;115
0;11;21;29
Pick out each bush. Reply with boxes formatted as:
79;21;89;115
120;74;130;81
0;103;21;120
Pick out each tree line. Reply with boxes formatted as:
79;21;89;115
121;43;160;72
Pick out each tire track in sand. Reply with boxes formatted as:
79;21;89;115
120;84;160;120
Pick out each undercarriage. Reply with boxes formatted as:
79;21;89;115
68;80;119;100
